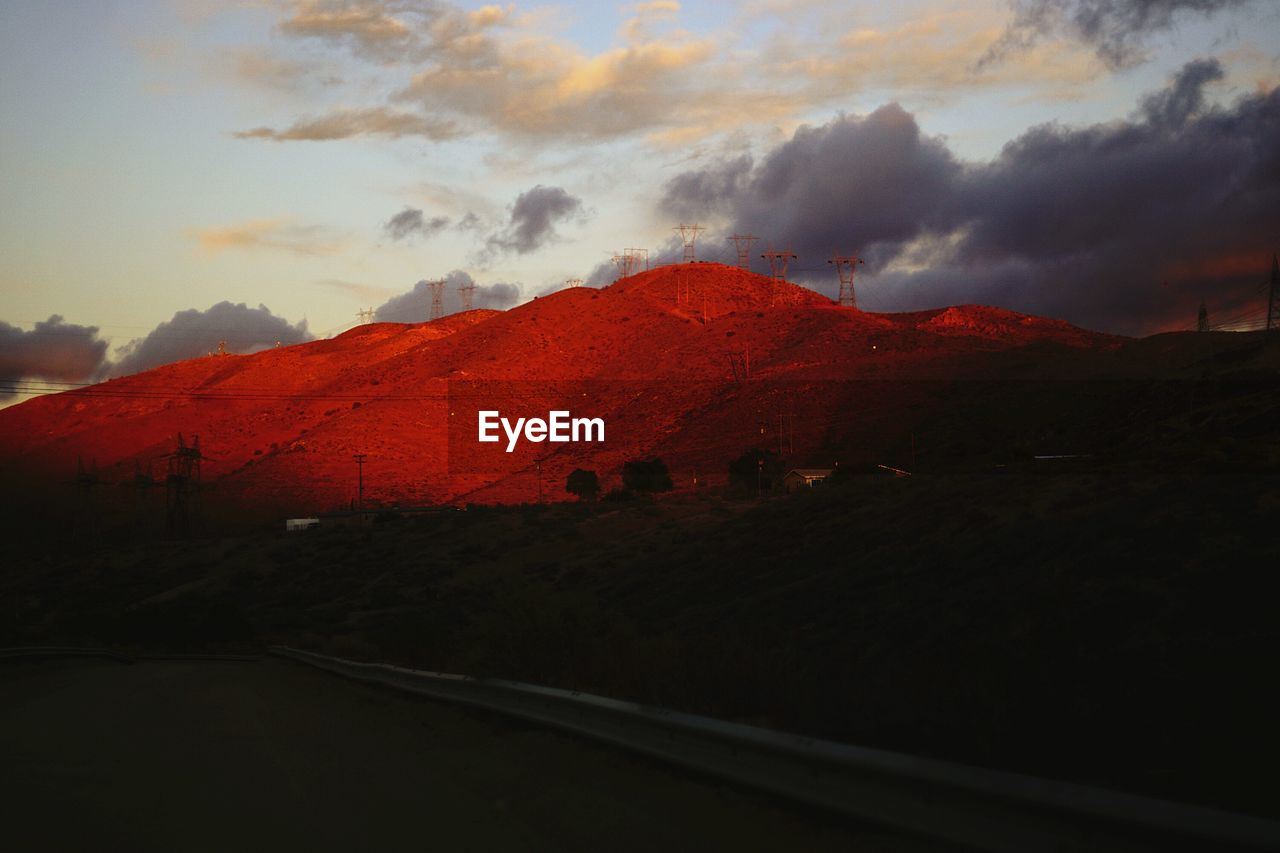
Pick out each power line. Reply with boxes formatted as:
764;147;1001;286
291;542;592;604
0;378;668;402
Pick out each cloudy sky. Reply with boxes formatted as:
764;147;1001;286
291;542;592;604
1;0;1278;393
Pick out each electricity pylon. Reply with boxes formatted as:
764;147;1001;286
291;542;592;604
611;251;640;279
674;224;705;263
458;280;476;312
428;279;446;321
727;235;758;269
762;249;797;281
829;254;865;308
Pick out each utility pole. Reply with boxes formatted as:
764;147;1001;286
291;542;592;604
166;434;203;537
1268;254;1279;331
674;224;705;263
134;459;156;540
428;279;446;321
777;408;795;456
1197;299;1210;332
353;453;367;514
830;254;865;308
458;280;476;312
727;235;758;269
75;454;100;541
727;343;751;382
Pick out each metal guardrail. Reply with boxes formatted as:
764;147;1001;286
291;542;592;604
0;646;135;663
0;647;262;663
272;645;1280;853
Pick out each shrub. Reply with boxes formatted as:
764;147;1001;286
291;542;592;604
622;458;673;494
728;448;784;496
565;468;600;501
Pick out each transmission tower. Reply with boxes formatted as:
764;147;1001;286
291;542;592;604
165;433;203;537
1197;299;1209;332
458;280;477;312
727;235;758;269
565;278;583;289
1269;254;1279;331
626;247;650;271
829;254;865;308
761;249;797;282
356;307;375;324
428;279;446;321
611;251;640;280
674;224;705;263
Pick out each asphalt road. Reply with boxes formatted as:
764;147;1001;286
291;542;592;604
0;657;951;852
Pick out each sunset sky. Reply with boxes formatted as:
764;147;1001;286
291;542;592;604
2;0;1278;390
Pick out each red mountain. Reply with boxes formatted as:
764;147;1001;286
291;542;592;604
0;264;1123;516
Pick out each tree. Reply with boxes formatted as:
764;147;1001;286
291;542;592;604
728;448;784;496
565;468;600;501
621;458;673;494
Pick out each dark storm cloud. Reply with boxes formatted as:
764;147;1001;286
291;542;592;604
660;60;1280;334
1138;57;1224;129
374;270;520;322
660;154;753;222
982;0;1253;70
931;57;1279;331
584;260;617;288
660;104;962;271
486;185;584;256
111;302;312;377
383;206;451;241
0;316;109;396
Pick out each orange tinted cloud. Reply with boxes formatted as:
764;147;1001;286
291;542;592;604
189;218;347;256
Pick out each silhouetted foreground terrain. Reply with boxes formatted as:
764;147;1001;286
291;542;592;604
3;322;1277;823
1;658;935;852
3;462;1277;821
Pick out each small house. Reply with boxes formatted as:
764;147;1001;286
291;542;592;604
783;468;834;493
